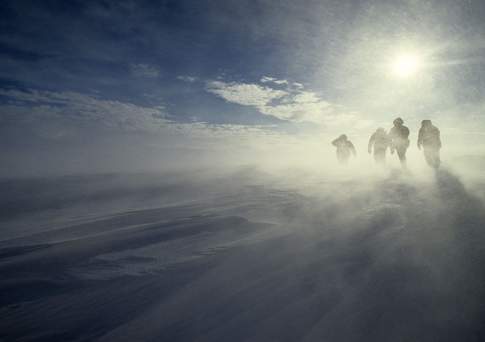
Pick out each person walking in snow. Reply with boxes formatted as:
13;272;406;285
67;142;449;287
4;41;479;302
417;120;441;168
388;117;410;168
368;127;390;164
332;134;356;165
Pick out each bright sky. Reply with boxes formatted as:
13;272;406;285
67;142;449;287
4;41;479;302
1;0;485;175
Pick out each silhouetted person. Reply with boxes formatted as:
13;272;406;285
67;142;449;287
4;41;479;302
418;119;441;168
388;117;410;168
332;134;356;164
368;127;390;164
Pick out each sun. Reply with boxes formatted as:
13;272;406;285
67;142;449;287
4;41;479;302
391;53;422;78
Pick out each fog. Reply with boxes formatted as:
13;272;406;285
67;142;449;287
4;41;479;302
2;120;484;179
2;96;485;342
2;0;485;340
2;159;485;341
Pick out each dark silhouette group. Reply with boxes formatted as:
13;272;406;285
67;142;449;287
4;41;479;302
332;118;441;169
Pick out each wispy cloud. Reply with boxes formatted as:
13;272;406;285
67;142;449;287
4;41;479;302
206;77;356;125
0;89;168;132
177;75;198;83
260;76;277;83
130;63;160;78
0;88;282;141
260;76;303;88
206;81;288;108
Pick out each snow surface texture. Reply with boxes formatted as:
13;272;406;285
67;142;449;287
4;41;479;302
1;167;485;342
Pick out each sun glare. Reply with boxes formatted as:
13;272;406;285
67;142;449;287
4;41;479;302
391;53;421;78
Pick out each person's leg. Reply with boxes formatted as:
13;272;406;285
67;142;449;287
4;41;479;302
433;148;441;168
424;148;433;167
424;147;440;168
337;152;347;164
429;148;441;168
374;149;385;164
397;147;407;168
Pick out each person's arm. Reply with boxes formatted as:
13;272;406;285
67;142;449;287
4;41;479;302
436;128;441;148
417;128;423;150
368;133;375;153
331;138;339;147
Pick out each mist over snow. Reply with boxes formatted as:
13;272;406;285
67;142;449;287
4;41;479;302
2;0;485;341
2;165;485;341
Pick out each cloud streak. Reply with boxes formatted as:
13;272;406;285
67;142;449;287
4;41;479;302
0;88;285;143
0;89;169;132
206;77;366;127
130;64;160;78
206;81;287;108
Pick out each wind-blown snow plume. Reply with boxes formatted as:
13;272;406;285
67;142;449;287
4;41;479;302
1;167;485;341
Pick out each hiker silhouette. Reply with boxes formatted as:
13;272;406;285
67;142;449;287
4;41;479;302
368;128;390;164
388;117;410;168
418;120;441;168
332;134;356;164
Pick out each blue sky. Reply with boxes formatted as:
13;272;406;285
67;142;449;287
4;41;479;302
1;0;485;175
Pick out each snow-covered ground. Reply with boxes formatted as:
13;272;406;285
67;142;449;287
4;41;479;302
1;166;485;341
